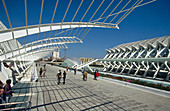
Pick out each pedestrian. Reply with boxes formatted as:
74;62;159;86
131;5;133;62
96;71;99;80
4;79;13;103
93;70;97;80
84;70;87;81
9;67;17;85
74;68;77;75
42;66;46;77
57;70;62;85
39;68;43;77
66;66;69;71
0;81;5;109
63;71;67;84
69;67;72;72
81;68;84;80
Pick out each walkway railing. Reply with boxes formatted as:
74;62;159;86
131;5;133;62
31;62;38;82
0;101;31;111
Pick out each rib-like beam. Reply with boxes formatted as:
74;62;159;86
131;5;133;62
0;37;82;60
1;44;67;61
0;22;118;43
98;58;170;62
13;48;56;60
24;36;82;46
13;49;54;61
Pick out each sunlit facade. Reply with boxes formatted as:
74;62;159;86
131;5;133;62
102;36;170;81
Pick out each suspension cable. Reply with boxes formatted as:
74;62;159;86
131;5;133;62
81;0;115;40
51;0;59;24
92;0;156;23
2;0;13;36
116;0;143;24
109;0;131;24
73;0;95;37
102;0;123;24
65;0;84;37
77;0;105;38
59;0;72;37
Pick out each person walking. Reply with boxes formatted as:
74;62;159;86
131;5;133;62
93;70;97;80
0;81;4;109
9;67;17;85
66;66;69;71
42;66;46;77
39;68;43;77
63;71;67;84
81;68;84;80
83;70;87;81
69;67;72;72
96;71;99;80
4;79;13;103
57;70;62;85
74;67;77;75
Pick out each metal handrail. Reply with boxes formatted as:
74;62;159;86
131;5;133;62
0;101;31;111
31;63;38;82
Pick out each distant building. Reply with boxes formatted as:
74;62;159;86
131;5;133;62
102;36;170;81
79;57;94;64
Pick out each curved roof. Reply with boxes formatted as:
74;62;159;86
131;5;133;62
113;36;170;50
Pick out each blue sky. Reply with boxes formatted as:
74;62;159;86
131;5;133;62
0;0;170;59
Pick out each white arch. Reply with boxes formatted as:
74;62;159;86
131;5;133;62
0;22;118;42
13;48;55;61
0;36;82;60
0;43;66;61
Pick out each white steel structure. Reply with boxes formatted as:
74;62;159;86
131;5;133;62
0;0;156;82
100;36;170;81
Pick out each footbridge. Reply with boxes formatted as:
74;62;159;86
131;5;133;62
0;0;158;110
1;64;170;110
0;0;156;84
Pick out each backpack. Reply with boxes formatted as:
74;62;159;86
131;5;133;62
57;72;62;77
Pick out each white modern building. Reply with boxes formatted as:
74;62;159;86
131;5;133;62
101;36;170;81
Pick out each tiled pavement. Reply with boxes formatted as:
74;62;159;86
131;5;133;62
11;64;170;111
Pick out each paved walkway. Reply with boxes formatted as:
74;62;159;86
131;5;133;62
11;64;170;111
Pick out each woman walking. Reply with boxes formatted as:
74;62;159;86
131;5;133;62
93;70;97;80
63;71;67;84
4;79;13;103
42;66;46;77
39;68;43;77
57;70;62;85
83;70;87;81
